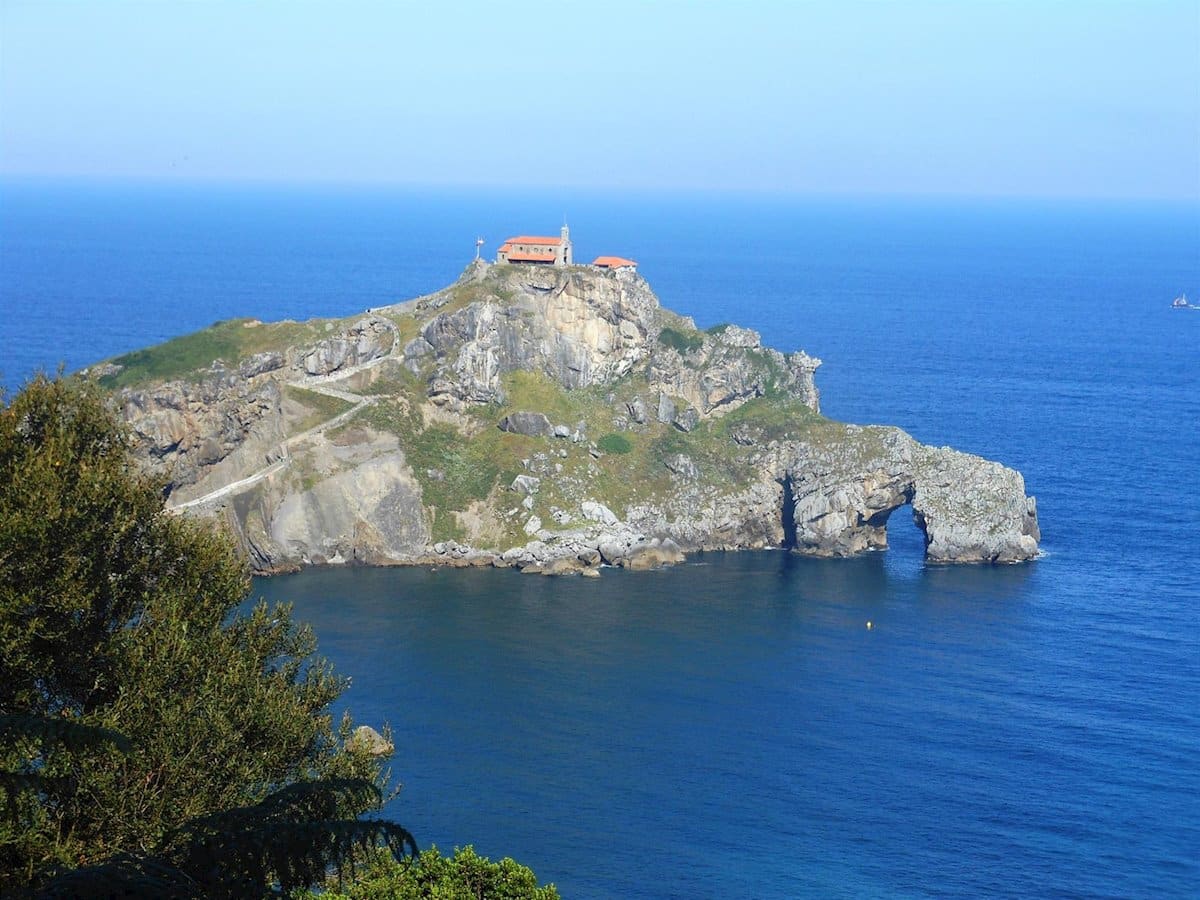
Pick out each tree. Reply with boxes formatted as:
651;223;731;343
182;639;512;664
307;845;561;900
0;375;411;894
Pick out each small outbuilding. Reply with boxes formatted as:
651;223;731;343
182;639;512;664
591;255;638;270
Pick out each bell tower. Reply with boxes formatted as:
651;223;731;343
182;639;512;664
559;224;572;266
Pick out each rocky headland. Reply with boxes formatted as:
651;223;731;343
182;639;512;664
87;261;1040;575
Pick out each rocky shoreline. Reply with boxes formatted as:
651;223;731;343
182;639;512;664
88;261;1039;575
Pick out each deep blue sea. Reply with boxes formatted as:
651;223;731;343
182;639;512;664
2;179;1198;897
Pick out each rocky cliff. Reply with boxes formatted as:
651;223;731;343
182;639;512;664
86;261;1039;574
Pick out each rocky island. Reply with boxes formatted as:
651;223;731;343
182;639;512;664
87;260;1040;575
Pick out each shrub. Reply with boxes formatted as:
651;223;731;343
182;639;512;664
311;845;560;899
657;326;704;354
597;433;633;454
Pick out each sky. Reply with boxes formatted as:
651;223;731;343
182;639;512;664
1;0;1197;199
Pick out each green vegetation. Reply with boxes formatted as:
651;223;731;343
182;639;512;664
355;360;422;396
286;385;356;433
717;395;823;441
657;325;705;355
377;311;423;352
0;376;407;895
309;845;559;899
97;316;354;390
335;369;691;544
399;422;510;542
705;322;732;335
744;348;791;397
344;398;516;544
597;432;632;454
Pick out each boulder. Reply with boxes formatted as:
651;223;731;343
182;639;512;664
673;407;700;433
624;538;686;570
656;393;676;424
540;557;585;576
349;725;393;757
628;396;648;424
665;454;700;479
511;474;541;495
498;411;553;437
581;500;619;526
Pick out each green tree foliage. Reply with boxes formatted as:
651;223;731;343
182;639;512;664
0;376;404;893
310;845;560;900
31;774;415;899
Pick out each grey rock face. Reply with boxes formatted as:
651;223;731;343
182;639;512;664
649;327;822;418
665;453;700;480
269;445;430;567
779;427;1039;564
627;396;648;424
413;266;661;405
122;368;285;496
498;411;553;436
656;393;676;424
239;351;285;379
300;317;394;377
672;407;700;433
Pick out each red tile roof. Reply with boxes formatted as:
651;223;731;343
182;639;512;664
504;235;563;246
592;255;638;268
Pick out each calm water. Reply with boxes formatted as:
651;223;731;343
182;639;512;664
2;180;1198;896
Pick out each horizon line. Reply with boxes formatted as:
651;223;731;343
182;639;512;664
0;171;1197;205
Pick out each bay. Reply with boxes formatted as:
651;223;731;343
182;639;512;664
2;180;1198;896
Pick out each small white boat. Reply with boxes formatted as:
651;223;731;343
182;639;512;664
1172;293;1190;309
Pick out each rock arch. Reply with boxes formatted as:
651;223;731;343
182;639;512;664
780;428;1039;564
787;467;919;557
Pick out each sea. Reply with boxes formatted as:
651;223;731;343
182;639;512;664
1;179;1197;898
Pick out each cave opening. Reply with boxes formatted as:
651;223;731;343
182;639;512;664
779;474;798;550
868;496;927;564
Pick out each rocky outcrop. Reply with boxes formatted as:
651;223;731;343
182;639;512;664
649;324;821;417
121;366;286;497
98;261;1039;573
299;317;395;377
408;265;671;408
348;725;393;757
779;427;1039;563
114;316;396;502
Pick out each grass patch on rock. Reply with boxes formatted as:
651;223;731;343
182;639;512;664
284;386;356;434
657;325;704;355
597;433;632;454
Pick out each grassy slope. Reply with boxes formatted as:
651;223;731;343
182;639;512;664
97;317;360;390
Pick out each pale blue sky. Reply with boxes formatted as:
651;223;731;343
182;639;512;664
1;0;1197;198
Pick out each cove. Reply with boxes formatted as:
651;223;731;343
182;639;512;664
251;543;1194;899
